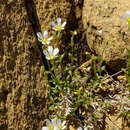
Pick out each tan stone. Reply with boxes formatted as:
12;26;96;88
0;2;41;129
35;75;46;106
105;115;129;130
0;0;47;129
82;0;130;70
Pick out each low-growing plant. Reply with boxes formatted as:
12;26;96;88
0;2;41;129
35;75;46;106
37;17;108;129
38;15;129;129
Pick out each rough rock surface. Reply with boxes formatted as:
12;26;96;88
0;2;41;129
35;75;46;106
0;0;48;129
0;0;85;129
82;0;130;70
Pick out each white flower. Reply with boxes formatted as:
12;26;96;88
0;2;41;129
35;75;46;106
37;30;53;44
121;10;130;24
56;119;66;130
51;17;67;31
43;46;59;60
42;127;49;130
98;30;102;35
42;119;66;130
77;127;88;130
42;119;57;130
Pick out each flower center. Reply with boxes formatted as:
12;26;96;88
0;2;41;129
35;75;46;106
42;38;48;44
126;18;130;23
56;25;62;31
48;55;54;60
58;124;63;130
49;124;54;130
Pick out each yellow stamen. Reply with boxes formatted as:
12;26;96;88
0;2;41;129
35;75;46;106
42;38;48;43
58;124;63;130
126;18;130;23
49;124;54;130
48;55;54;60
56;25;62;31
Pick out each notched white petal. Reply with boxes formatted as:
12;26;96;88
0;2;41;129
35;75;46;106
38;38;42;42
48;46;53;54
57;119;61;125
53;48;59;56
62;21;67;28
45;119;51;126
44;30;48;38
43;50;48;56
84;127;88;130
77;127;82;130
62;126;66;129
51;21;56;27
52;27;57;31
37;32;42;39
57;17;61;25
46;41;50;45
48;36;53;41
42;127;49;130
126;10;130;16
51;118;57;125
46;56;51;60
62;121;66;126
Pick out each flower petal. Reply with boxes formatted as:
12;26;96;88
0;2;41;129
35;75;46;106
62;126;66;129
43;50;48;56
37;32;42;39
77;127;82;130
51;21;56;27
57;17;61;25
48;46;53;54
46;41;50;45
42;127;49;130
52;27;57;31
46;56;50;60
38;38;42;42
126;10;130;16
45;119;51;126
53;48;59;56
62;121;66;126
84;127;88;130
56;119;61;125
48;36;53;41
51;118;57;126
44;30;48;38
61;21;67;28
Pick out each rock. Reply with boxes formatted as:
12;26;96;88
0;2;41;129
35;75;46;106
0;0;48;129
34;0;72;30
117;75;127;85
0;0;91;129
82;0;130;70
105;115;129;130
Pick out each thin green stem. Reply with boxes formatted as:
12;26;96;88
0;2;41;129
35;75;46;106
128;23;130;30
71;36;74;56
56;31;61;46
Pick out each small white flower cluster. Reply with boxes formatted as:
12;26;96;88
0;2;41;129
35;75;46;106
42;118;66;130
37;18;66;60
121;10;130;24
43;46;59;60
51;17;67;32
